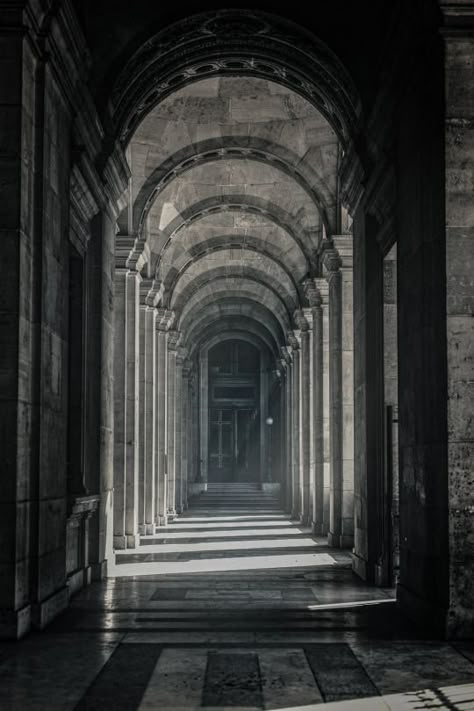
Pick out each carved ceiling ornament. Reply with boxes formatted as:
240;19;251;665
110;9;361;149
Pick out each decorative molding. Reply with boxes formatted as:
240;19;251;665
287;332;300;351
314;277;329;305
167;330;180;351
156;308;175;332
109;9;361;151
303;279;321;308
294;310;310;331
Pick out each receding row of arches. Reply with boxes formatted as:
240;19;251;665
1;4;472;642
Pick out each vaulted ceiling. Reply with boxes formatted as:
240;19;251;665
124;75;340;360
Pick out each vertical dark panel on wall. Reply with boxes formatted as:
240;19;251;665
396;32;449;631
352;209;385;583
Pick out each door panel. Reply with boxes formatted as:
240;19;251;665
208;409;234;481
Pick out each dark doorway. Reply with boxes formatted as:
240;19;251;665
208;341;260;482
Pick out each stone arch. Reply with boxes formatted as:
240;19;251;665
158;233;308;289
130;138;336;235
164;247;302;309
110;10;361;148
153;195;318;266
183;301;286;351
169;266;298;318
179;285;291;336
194;329;278;363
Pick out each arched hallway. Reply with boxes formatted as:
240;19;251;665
1;0;474;707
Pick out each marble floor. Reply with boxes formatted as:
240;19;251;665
1;484;474;710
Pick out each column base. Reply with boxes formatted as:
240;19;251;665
291;509;301;520
352;551;369;581
126;533;140;549
167;509;177;521
113;534;127;550
0;604;31;640
32;586;69;631
312;521;326;536
157;514;168;527
138;523;146;535
300;514;312;527
144;523;155;535
67;567;92;597
328;531;354;548
91;559;108;581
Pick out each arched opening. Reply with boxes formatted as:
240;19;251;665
206;339;262;485
3;2;474;706
108;11;366;590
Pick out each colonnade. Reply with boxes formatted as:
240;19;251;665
277;235;354;544
112;266;198;548
111;234;354;549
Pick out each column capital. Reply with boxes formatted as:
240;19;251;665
281;346;293;364
332;235;353;270
439;1;474;30
141;278;163;307
287;332;300;350
156;308;175;331
314;278;329;305
303;279;322;308
127;235;148;273
321;240;343;275
294;310;310;332
302;307;314;328
139;277;154;307
167;330;180;351
115;234;135;270
176;345;188;365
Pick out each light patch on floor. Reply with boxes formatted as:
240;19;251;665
111;553;336;577
116;537;318;555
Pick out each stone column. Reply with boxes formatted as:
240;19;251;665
278;356;288;507
315;278;331;534
155;310;173;527
85;212;116;579
295;312;312;525
113;267;127;549
113;265;141;549
199;351;209;486
137;287;147;535
282;348;294;514
144;303;157;533
322;237;354;549
139;280;160;535
182;361;192;510
335;236;354;547
167;331;179;518
175;347;185;514
191;370;200;496
288;334;301;519
303;281;324;535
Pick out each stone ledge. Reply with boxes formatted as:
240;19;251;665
67;567;92;598
0;604;31;640
91;560;108;581
352;551;368;581
328;531;354;549
31;587;69;631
